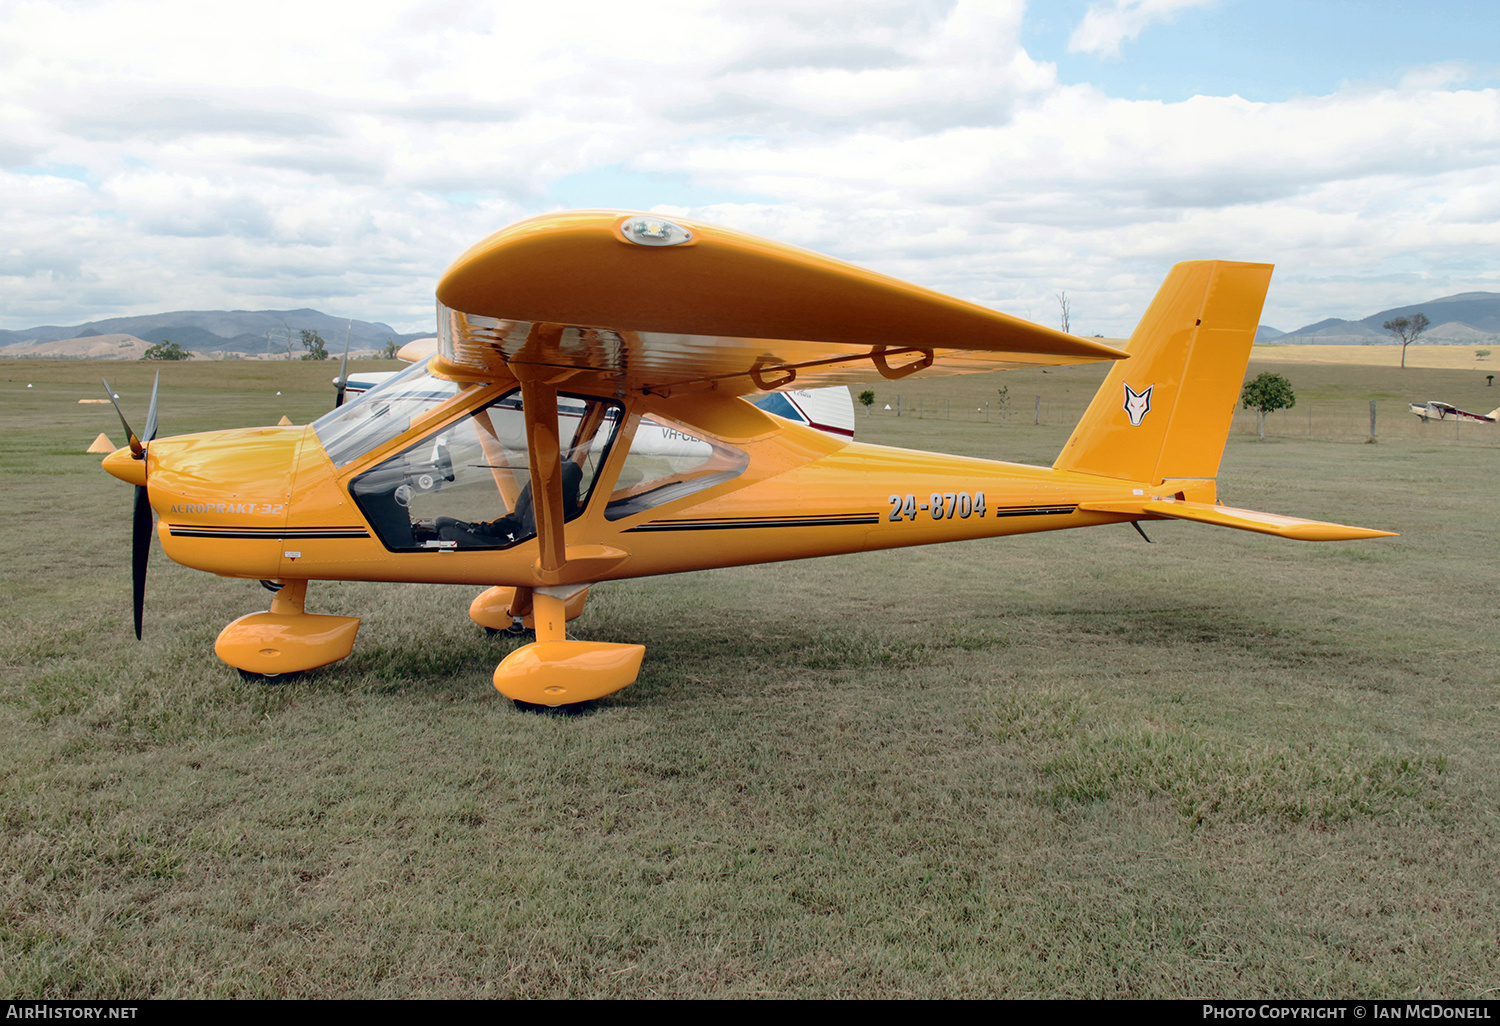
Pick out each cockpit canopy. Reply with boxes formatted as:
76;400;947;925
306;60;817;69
311;358;465;469
311;358;751;553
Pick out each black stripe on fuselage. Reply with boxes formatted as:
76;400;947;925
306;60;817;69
167;526;371;539
626;514;881;533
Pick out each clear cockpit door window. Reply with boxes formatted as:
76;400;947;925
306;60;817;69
348;389;622;551
604;414;749;521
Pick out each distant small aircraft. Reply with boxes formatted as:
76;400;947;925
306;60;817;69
1409;400;1499;423
102;210;1394;709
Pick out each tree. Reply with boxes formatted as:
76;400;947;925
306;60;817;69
1383;312;1429;369
300;329;329;361
857;389;875;416
1240;372;1295;439
142;339;190;361
1056;291;1072;334
381;339;399;360
267;320;296;359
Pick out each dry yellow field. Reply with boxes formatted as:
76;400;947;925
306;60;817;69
1252;344;1497;370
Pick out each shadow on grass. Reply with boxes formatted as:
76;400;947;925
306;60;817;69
1029;603;1404;689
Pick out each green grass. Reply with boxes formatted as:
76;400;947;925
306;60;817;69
1;357;1497;998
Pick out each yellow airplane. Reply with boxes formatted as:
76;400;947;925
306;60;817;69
102;210;1393;708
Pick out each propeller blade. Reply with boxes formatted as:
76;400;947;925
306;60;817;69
334;320;352;407
132;483;151;640
101;377;143;456
144;371;160;443
104;374;156;637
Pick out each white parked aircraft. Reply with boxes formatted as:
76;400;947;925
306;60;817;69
1409;400;1500;424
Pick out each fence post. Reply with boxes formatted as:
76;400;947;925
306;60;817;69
1369;400;1376;443
1034;395;1041;425
896;395;900;417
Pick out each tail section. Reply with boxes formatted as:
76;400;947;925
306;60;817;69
1054;261;1272;488
1057;260;1396;542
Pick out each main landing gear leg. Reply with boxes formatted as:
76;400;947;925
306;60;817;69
214;579;361;682
489;376;644;710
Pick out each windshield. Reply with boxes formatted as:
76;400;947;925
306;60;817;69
311;358;465;468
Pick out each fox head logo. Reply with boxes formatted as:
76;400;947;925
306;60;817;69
1123;383;1153;426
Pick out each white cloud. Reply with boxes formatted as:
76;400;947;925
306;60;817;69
1068;0;1219;58
0;0;1496;337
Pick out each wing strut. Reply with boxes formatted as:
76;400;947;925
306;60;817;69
518;379;570;643
520;380;567;579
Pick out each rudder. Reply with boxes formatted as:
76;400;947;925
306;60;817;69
1054;260;1272;487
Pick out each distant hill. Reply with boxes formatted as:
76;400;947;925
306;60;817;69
1280;292;1500;345
2;333;155;359
1281;317;1386;340
1358;292;1500;334
0;309;433;358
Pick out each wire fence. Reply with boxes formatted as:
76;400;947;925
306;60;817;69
1228;402;1500;446
870;395;1500;447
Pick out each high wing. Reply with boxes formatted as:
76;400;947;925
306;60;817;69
433;210;1125;397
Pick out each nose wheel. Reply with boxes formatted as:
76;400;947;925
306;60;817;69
511;698;593;715
236;669;302;685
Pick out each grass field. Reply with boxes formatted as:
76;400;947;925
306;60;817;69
1;355;1497;998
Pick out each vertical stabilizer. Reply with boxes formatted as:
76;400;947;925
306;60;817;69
1054;260;1272;485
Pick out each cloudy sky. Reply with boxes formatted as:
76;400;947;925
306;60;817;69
3;0;1497;336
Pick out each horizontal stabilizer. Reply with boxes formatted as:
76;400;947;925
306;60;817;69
1080;499;1396;541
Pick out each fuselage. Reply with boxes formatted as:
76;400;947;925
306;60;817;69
140;361;1146;590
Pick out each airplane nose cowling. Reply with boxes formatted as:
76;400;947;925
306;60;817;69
135;426;305;581
102;446;147;486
